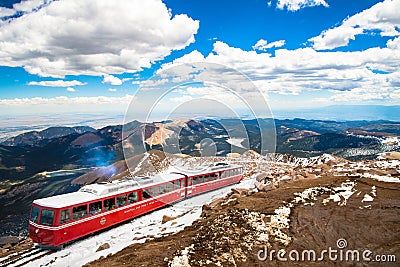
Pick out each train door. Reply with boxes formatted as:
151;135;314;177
185;175;193;198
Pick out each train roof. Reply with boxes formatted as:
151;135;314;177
33;172;185;209
32;163;242;209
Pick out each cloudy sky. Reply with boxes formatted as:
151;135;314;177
0;0;399;118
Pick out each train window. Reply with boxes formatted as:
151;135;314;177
30;206;39;223
117;195;126;207
174;180;180;188
209;174;215;181
40;209;54;226
221;171;225;178
143;189;151;199
160;184;167;194
128;192;138;203
60;209;70;224
181;179;186;187
72;205;87;220
168;182;174;191
193;176;198;185
104;198;115;211
152;187;159;197
89;201;102;215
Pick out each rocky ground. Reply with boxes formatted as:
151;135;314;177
84;155;400;267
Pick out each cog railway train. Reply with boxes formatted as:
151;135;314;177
29;163;244;248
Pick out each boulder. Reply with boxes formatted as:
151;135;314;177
96;243;110;252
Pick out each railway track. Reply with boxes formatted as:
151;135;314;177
0;247;54;267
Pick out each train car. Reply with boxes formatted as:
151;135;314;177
29;163;243;248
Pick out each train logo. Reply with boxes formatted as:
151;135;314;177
100;217;106;225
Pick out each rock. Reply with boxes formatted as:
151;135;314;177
162;215;176;224
255;172;268;182
0;236;19;246
297;175;305;180
230;193;241;199
208;198;225;208
280;175;291;182
263;183;276;192
231;188;250;196
254;181;265;191
96;243;110;252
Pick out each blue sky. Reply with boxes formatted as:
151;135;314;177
0;0;399;119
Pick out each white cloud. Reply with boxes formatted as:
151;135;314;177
28;79;86;87
0;7;15;17
12;0;48;12
108;88;117;92
66;87;76;92
102;75;123;86
0;0;47;18
276;0;328;11
157;37;400;104
169;95;193;103
310;0;400;50
252;39;286;51
0;94;133;106
0;0;199;77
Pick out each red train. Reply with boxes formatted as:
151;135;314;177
29;163;244;248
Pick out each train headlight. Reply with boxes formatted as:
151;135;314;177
35;228;39;234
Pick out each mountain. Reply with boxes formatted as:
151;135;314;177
2;126;95;147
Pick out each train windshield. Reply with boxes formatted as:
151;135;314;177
30;206;40;223
40;209;55;226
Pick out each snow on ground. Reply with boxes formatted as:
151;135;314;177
226;138;246;149
361;173;400;183
23;178;256;267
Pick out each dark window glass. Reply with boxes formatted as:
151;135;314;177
193;177;198;185
174;180;181;188
152;187;159;197
89;201;102;215
209;174;215;181
31;206;40;223
40;209;54;226
143;189;151;199
160;184;167;194
168;182;174;191
60;209;70;224
104;198;115;211
73;205;87;220
199;176;204;183
128;192;138;203
117;195;126;207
